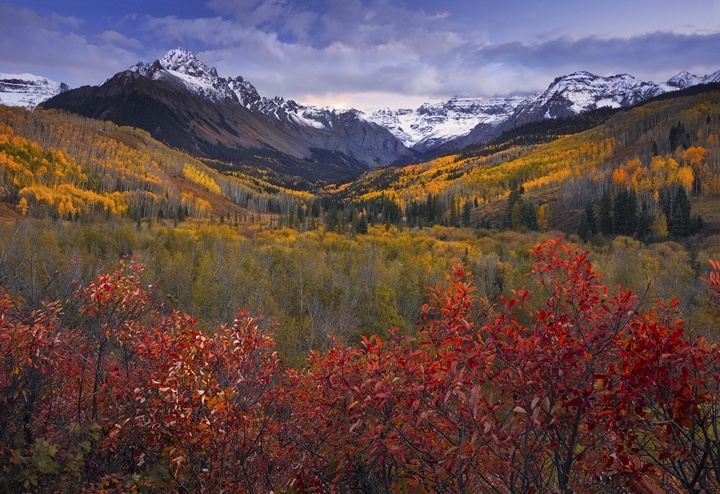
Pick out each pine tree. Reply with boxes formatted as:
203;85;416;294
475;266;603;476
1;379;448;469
669;186;691;238
584;202;596;234
599;190;613;235
613;189;627;235
613;188;637;236
693;215;704;235
448;195;459;227
355;214;368;235
669;121;688;152
626;189;638;235
462;201;472;227
504;183;524;230
297;204;306;225
636;201;651;241
524;203;539;231
577;209;593;242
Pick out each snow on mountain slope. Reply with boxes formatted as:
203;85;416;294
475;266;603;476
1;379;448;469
364;68;720;152
133;49;380;137
508;71;669;129
123;49;719;154
130;48;236;102
29;46;720;160
119;48;415;167
228;76;261;107
0;73;69;108
667;71;702;89
702;70;720;84
367;97;525;150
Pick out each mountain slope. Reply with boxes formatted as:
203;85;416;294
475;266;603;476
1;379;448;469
331;84;720;224
36;47;719;171
366;97;525;152
43;49;413;182
0;73;69;108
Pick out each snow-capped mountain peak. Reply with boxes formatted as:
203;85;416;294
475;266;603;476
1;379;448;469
36;47;720;159
129;48;236;102
160;48;208;73
368;67;719;152
667;71;702;89
509;71;667;126
0;73;69;108
159;48;225;88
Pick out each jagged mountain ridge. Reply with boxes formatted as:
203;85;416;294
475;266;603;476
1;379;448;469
366;97;526;152
129;48;414;166
123;49;720;157
370;69;720;153
0;73;69;108
41;48;415;182
130;49;237;102
34;47;720;176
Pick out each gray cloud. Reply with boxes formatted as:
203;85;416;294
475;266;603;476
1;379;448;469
96;30;143;49
204;0;320;43
0;4;141;86
143;7;720;110
2;1;719;112
469;31;720;92
203;0;472;48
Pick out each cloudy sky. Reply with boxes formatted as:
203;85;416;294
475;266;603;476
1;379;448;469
1;0;719;112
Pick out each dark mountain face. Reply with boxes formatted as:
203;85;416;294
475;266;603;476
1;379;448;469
41;49;415;183
44;70;333;173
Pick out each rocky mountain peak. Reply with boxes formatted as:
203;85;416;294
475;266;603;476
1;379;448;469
667;71;702;88
228;76;261;107
128;48;236;102
159;48;219;81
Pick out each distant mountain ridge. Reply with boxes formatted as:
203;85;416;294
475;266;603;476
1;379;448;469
25;48;720;179
371;68;720;153
0;73;69;108
366;97;526;152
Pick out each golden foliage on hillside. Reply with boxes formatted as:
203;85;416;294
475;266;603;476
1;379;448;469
338;91;720;223
0;106;306;220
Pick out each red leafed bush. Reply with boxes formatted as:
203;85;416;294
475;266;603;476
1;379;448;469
1;240;719;493
0;260;285;493
282;238;720;493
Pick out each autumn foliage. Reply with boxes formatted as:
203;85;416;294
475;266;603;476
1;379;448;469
1;239;720;493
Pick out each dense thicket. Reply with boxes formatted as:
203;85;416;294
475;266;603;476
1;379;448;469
1;239;719;493
1;219;718;366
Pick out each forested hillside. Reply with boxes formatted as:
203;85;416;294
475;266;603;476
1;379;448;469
0;106;308;222
331;88;720;238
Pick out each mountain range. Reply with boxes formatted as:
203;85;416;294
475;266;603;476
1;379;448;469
3;48;719;180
